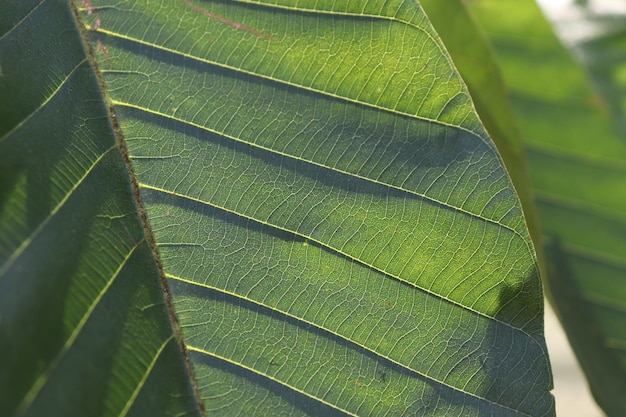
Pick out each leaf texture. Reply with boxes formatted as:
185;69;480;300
81;0;553;414
1;0;554;415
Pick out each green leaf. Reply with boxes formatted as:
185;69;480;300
1;0;553;415
466;1;626;415
0;0;201;416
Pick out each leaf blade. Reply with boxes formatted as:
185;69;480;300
84;0;552;414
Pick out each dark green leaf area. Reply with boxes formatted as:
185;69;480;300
140;190;552;416
189;349;348;417
0;0;200;415
0;0;86;138
172;280;536;417
0;59;111;263
0;122;197;416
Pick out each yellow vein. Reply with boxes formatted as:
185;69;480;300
0;58;88;144
94;26;489;149
139;181;544;351
0;144;119;278
14;238;145;416
120;100;539;300
172;274;534;416
119;335;176;417
230;0;485;140
116;100;528;245
0;0;47;42
184;345;358;416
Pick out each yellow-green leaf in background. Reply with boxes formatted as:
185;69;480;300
0;0;554;415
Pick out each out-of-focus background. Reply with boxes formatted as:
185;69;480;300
544;303;604;416
539;0;626;45
535;1;625;415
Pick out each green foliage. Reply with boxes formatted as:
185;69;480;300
0;1;199;415
2;0;625;416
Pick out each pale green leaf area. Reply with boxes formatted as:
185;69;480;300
2;0;554;415
467;1;626;415
417;0;545;279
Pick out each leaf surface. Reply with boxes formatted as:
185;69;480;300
1;0;554;415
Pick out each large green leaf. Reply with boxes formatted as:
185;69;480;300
465;1;626;415
1;0;553;415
